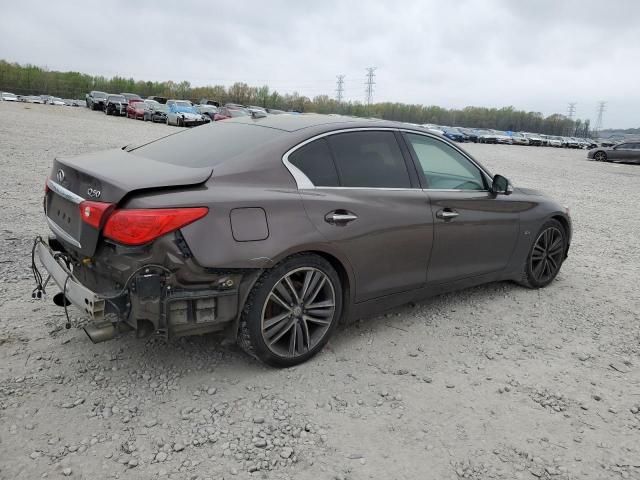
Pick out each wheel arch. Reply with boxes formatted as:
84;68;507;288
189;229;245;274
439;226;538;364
550;214;571;256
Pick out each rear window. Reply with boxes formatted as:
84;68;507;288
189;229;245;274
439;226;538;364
288;139;339;187
130;122;284;167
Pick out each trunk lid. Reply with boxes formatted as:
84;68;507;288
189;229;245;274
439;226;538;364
45;148;212;256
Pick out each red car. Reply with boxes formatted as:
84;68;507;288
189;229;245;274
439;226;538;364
126;100;146;120
213;106;251;121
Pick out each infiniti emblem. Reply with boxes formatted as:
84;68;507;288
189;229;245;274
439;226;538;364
56;169;65;183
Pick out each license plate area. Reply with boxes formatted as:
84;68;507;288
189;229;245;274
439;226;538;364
48;193;81;240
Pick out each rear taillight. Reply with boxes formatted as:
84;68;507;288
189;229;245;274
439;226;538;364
103;207;208;246
79;201;115;229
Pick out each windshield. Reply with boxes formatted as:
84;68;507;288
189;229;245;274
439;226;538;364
108;95;126;102
173;105;197;113
92;91;107;99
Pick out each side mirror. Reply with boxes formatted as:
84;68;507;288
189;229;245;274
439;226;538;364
491;174;512;195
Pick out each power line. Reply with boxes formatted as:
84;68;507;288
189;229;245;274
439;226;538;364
335;74;345;103
365;67;377;108
595;101;606;136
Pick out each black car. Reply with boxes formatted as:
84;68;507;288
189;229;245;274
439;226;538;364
147;103;169;123
147;96;168;104
86;91;108;111
199;98;220;107
458;128;478;143
104;95;128;116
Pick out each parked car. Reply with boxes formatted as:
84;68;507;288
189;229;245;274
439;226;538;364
104;95;128;116
522;133;542;146
199;99;220;107
583;138;598;149
458;128;478;143
147;96;168;104
537;134;550;147
146;102;169;123
214;106;251;121
441;127;465;142
476;130;498;144
25;95;44;104
126;100;147;120
86;91;108;110
121;93;142;103
510;133;529;146
598;139;617;147
564;137;581;149
34;115;572;367
588;141;640;164
247;105;267;115
1;91;18;101
195;104;219;121
492;130;513;145
48;97;66;106
266;108;286;114
166;100;210;127
546;136;563;148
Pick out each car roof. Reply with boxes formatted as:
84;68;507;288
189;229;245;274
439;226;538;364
223;113;420;133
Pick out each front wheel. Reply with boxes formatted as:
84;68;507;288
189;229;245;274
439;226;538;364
518;219;567;289
238;254;343;367
593;151;607;162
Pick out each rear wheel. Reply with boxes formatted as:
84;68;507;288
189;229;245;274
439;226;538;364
518;219;567;289
594;151;607;162
238;254;342;367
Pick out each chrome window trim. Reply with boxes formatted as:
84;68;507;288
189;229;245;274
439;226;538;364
46;217;82;249
281;127;494;191
47;179;84;204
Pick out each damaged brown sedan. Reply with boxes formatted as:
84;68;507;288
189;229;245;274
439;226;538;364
33;114;571;366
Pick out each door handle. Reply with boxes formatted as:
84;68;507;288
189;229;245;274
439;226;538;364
325;210;358;225
436;209;459;220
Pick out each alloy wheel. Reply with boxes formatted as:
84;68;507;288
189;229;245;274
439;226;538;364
530;227;564;284
594;151;606;162
260;267;336;358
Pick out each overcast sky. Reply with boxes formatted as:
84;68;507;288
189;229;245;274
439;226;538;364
1;0;637;127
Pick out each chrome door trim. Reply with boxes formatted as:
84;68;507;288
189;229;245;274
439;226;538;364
282;127;495;190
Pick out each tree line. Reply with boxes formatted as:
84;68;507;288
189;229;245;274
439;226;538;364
0;60;591;136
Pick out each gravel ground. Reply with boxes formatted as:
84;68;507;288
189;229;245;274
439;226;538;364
0;102;639;480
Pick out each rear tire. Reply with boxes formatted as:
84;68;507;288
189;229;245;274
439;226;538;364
518;219;567;289
238;254;343;367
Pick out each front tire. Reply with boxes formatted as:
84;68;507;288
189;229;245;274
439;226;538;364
518;219;567;289
594;151;607;162
238;254;343;367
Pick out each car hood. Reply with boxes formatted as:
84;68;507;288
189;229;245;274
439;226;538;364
514;187;546;197
175;112;202;119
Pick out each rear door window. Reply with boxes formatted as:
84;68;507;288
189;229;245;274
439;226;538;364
327;131;411;188
288;139;339;187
